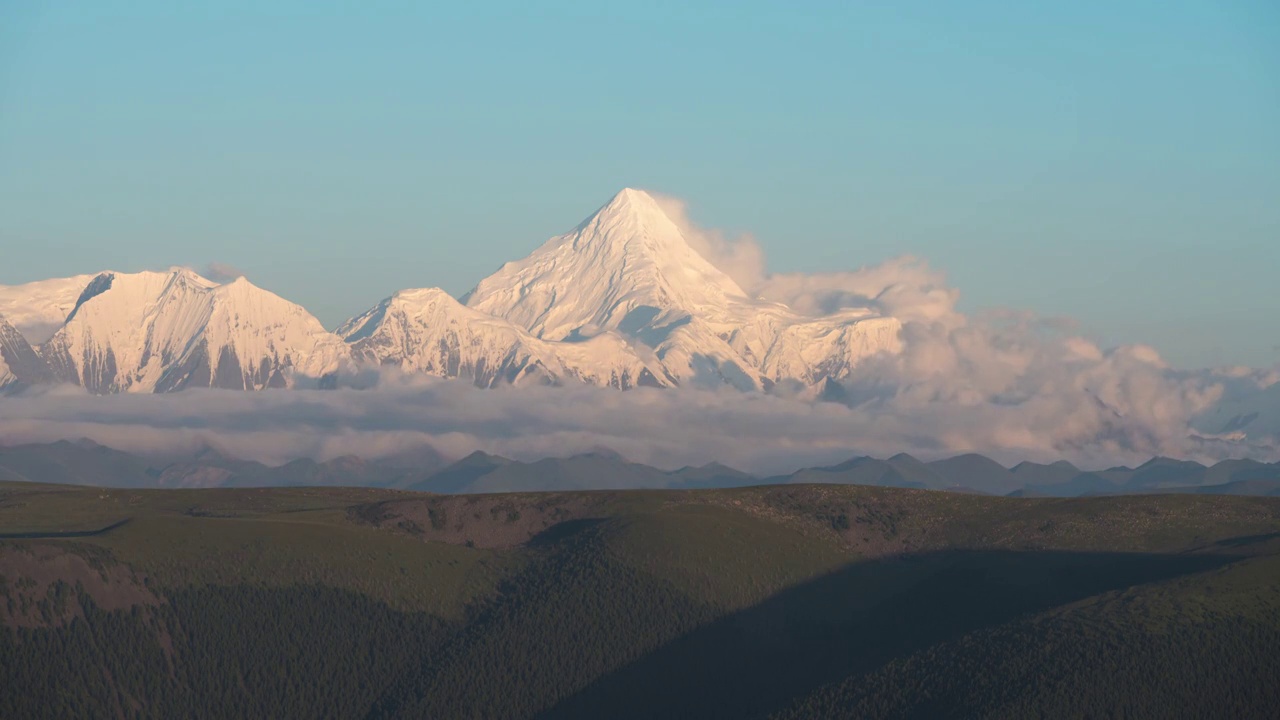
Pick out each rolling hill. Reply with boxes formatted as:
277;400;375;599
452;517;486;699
1;480;1278;718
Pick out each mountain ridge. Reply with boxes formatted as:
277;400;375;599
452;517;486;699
34;268;352;392
366;188;904;391
0;189;901;395
0;184;1270;463
2;438;1277;497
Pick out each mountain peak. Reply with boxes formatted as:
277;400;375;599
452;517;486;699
392;287;454;304
589;187;666;222
574;188;688;254
39;268;349;393
165;267;219;291
465;188;749;341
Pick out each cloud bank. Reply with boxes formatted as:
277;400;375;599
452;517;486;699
0;365;1272;474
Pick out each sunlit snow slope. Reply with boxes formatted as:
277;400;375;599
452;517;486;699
338;288;671;389
39;269;351;393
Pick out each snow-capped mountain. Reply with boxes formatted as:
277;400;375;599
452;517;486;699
38;268;351;393
463;188;901;389
465;188;752;341
3;188;904;395
338;288;672;389
338;188;900;392
463;188;763;388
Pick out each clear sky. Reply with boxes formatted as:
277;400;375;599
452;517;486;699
1;0;1277;369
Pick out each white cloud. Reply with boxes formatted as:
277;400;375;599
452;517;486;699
652;191;959;324
0;368;1270;474
202;262;247;283
650;190;1275;467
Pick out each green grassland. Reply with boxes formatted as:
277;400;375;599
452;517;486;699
1;480;1278;718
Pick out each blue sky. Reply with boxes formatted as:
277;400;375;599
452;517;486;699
1;0;1276;368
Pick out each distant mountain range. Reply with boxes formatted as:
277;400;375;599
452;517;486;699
0;189;898;394
2;439;1277;497
3;188;1275;453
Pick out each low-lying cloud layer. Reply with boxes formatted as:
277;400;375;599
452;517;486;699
2;193;1276;471
0;365;1273;474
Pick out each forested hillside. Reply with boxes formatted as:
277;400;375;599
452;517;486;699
2;481;1278;718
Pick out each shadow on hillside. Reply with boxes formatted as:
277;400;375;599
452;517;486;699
0;518;131;539
526;518;609;548
1208;531;1280;549
540;548;1238;720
